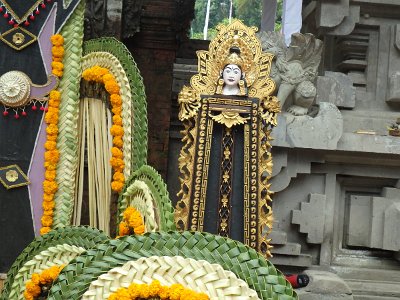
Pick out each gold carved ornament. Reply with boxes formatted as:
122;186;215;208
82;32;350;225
175;20;281;256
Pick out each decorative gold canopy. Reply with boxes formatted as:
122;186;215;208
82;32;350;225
178;20;277;121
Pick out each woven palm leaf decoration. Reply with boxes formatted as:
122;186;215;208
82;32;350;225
81;256;261;299
83;37;148;171
47;231;297;299
117;165;176;233
0;226;109;300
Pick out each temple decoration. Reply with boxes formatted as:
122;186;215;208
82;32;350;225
0;164;30;189
174;20;280;256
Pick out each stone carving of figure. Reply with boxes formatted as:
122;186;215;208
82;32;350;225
258;31;323;116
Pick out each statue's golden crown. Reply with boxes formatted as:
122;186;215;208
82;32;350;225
223;51;244;69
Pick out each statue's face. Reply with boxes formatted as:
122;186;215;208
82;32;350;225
222;64;241;86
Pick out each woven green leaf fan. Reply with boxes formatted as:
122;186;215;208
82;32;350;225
48;231;297;300
117;165;176;233
0;226;109;300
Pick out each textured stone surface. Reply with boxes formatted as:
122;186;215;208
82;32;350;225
284;102;343;150
292;194;326;244
297;270;353;300
316;72;356;108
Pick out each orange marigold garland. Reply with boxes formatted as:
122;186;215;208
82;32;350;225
108;280;209;300
23;265;64;300
40;34;64;235
118;206;145;236
82;66;125;192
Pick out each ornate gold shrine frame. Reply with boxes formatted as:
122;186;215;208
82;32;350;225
174;20;279;256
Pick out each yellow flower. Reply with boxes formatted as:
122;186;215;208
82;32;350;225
128;211;143;228
113;136;124;148
42;201;55;211
110;94;122;107
43;180;58;194
112;106;122;115
49;90;61;100
41;215;53;227
118;221;130;236
52;69;63;78
110;125;124;137
111;147;123;158
112;115;123;126
51;46;64;58
40;227;51;235
133;224;145;235
111;181;124;192
51;34;64;46
46;124;59;135
44;150;60;164
44;141;57;151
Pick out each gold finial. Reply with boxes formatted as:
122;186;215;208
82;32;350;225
223;47;244;69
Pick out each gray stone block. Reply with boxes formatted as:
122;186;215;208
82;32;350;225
316;72;356;109
285;102;343;150
270;253;312;267
297;270;353;300
271;242;301;256
292;193;326;244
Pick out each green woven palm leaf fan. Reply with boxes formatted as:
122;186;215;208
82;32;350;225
0;226;109;300
117;165;176;233
83;37;148;171
47;231;297;299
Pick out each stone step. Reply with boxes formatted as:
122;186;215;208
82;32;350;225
269;230;288;245
346;279;400;299
271;242;301;256
270;253;312;267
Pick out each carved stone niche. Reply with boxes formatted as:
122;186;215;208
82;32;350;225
346;187;400;252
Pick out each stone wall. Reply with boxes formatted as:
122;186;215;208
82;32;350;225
124;0;195;179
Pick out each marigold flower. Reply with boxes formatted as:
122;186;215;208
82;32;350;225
43;201;55;211
45;150;60;164
112;106;122;115
43;180;58;194
111;147;123;158
133;224;145;235
110;157;124;169
40;226;51;235
113;171;124;183
43;193;54;202
110;94;122;107
46;124;58;135
118;221;130;236
44;161;57;170
113;136;124;148
49;90;61;100
112;115;123;126
41;215;53;227
51;34;64;46
111;180;124;192
51;46;64;58
44;141;57;151
52;69;63;78
110;125;124;136
46;134;57;142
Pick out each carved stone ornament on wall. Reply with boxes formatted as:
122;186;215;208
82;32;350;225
258;31;323;116
174;20;280;257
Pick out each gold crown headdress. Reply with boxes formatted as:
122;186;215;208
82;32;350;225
223;47;244;69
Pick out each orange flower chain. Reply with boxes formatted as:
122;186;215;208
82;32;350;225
40;34;64;235
108;280;209;300
82;66;125;192
118;206;145;237
24;265;64;300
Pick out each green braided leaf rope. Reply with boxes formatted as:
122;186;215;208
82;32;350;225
83;37;148;171
53;0;85;228
117;165;176;232
48;231;297;300
0;226;109;300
